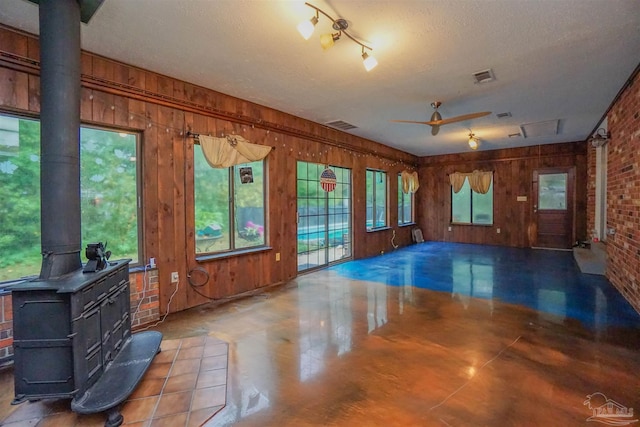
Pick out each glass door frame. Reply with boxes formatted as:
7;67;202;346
296;161;352;272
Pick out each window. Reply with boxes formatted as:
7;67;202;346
194;146;266;254
451;174;493;225
80;127;141;262
0;114;142;282
538;173;567;210
366;169;387;230
397;173;414;225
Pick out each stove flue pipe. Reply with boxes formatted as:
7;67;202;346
38;0;82;280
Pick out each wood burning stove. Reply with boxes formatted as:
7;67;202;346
11;259;162;427
11;260;132;401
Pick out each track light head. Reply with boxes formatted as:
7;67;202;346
362;49;378;72
297;14;318;40
320;32;341;50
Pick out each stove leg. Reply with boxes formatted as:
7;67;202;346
11;395;28;405
104;406;123;427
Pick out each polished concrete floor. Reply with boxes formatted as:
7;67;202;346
1;242;639;426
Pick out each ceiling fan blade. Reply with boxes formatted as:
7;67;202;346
431;125;440;136
390;119;433;125
427;111;491;126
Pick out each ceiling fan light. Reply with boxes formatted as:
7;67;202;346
468;134;479;150
362;51;378;71
297;15;318;40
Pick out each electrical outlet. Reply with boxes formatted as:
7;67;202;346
171;272;179;283
448;226;452;232
496;228;501;234
275;252;280;261
149;257;156;268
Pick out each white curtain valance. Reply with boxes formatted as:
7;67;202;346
401;170;420;194
449;172;467;194
198;134;272;168
449;170;493;194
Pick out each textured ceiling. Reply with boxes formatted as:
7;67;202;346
1;0;639;156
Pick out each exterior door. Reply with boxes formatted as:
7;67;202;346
297;162;352;272
532;167;574;249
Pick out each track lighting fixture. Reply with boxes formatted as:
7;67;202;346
297;2;378;71
588;128;610;147
468;132;479;150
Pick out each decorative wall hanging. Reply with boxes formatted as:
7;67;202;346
239;167;254;184
320;167;337;192
197;134;272;168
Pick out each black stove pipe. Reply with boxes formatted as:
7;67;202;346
38;0;82;280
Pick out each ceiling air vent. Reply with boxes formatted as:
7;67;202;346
496;112;512;118
325;120;357;131
520;120;559;138
472;68;495;84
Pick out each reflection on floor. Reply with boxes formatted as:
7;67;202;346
1;242;639;426
0;336;227;426
331;242;640;333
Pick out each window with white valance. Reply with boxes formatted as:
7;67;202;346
194;134;270;255
450;170;493;225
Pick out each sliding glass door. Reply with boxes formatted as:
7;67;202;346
297;162;351;272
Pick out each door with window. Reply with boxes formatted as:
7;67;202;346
297;162;351;272
532;168;574;249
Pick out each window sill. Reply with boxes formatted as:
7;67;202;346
366;226;392;233
1;264;150;290
0;276;37;295
129;265;157;274
196;245;273;262
450;222;494;227
0;262;148;293
398;222;416;228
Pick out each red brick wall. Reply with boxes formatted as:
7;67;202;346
0;269;160;364
0;293;13;366
606;73;640;314
130;269;161;329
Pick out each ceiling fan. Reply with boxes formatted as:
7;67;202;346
392;101;491;136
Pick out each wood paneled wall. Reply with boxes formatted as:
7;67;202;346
417;143;588;247
0;25;418;315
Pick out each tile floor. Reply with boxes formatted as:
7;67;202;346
1;242;639;426
0;336;228;426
